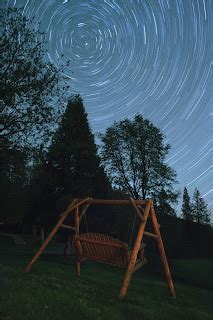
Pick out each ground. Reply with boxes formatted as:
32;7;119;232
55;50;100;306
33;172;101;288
0;234;213;320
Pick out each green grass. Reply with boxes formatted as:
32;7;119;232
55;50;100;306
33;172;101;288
0;234;213;320
172;259;213;289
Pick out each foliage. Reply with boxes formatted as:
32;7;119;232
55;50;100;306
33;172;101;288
191;188;210;225
0;141;29;223
181;187;193;222
47;94;110;198
154;188;178;217
0;6;68;146
99;115;177;202
26;95;111;232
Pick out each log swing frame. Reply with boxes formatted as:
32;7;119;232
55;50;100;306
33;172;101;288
24;197;176;300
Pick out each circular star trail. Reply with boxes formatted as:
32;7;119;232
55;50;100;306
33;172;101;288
8;0;213;215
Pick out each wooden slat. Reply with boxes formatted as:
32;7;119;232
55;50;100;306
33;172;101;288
97;234;108;261
75;233;129;268
76;237;126;248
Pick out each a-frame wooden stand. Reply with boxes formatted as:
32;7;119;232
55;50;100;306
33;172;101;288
24;198;176;300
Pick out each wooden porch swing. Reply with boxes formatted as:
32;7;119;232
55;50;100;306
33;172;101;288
24;197;176;300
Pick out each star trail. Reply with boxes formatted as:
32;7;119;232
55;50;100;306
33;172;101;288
7;0;213;215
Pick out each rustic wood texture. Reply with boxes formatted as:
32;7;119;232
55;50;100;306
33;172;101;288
75;237;82;276
23;196;175;302
61;224;76;231
119;199;152;299
75;206;80;236
79;203;90;222
59;197;91;217
75;233;130;268
144;231;158;239
150;204;176;298
130;197;144;221
78;198;147;205
133;258;147;273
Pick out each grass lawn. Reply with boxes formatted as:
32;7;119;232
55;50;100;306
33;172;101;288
0;234;213;320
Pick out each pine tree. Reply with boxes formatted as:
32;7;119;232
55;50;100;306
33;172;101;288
181;187;193;222
48;94;110;198
155;188;177;217
192;188;210;225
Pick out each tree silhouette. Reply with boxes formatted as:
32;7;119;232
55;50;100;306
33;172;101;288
100;114;177;201
192;188;210;226
48;94;110;198
0;7;68;146
181;187;193;222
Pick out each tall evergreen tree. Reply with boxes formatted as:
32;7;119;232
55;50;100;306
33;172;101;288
181;187;193;222
155;188;177;217
48;94;110;198
192;188;210;225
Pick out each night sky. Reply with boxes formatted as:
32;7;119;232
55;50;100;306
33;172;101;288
7;0;213;215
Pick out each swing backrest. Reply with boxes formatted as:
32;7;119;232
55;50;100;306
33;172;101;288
75;233;130;268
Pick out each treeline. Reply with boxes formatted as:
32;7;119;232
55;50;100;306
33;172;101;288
1;94;212;258
1;6;212;259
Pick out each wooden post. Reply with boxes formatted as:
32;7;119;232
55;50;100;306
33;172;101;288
24;213;73;272
75;205;80;275
79;204;90;222
119;200;151;300
23;198;90;272
75;206;80;236
75;238;82;276
150;205;176;298
130;197;144;221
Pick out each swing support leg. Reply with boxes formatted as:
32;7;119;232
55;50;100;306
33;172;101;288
119;200;151;300
23;198;89;273
150;205;176;298
24;212;71;272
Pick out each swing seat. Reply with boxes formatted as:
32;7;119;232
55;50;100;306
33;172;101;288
74;233;147;270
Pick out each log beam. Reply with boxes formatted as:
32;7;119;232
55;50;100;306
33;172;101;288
78;198;147;206
150;205;176;298
23;198;89;273
144;231;158;239
133;258;147;274
119;200;152;299
130;197;145;221
61;224;76;231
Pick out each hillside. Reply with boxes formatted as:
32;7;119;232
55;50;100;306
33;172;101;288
0;234;213;320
